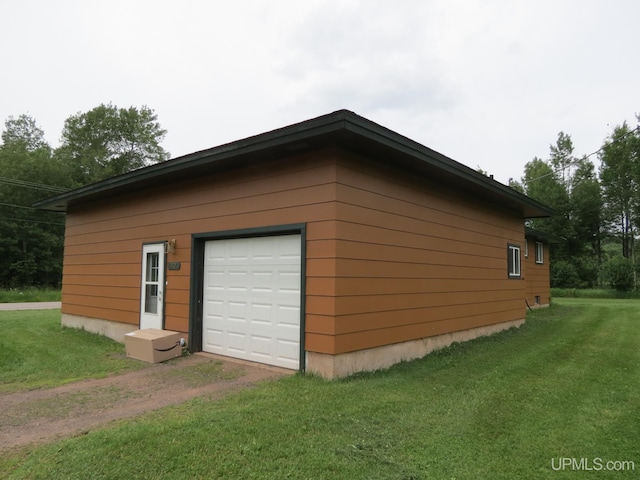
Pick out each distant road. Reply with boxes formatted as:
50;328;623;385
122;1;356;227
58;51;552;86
0;302;61;311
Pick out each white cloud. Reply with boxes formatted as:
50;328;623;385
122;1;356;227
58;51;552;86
1;0;639;183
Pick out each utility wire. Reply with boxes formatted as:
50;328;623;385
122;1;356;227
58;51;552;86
0;202;65;213
524;125;640;184
0;216;65;226
0;176;68;193
0;202;34;210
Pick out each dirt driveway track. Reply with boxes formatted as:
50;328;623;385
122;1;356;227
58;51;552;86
0;353;290;454
0;302;61;310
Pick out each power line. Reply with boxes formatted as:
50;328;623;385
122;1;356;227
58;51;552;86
0;176;68;193
0;202;65;213
0;202;34;210
0;216;65;226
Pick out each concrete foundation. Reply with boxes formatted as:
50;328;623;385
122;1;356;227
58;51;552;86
529;303;550;309
63;313;526;379
306;318;526;379
61;313;138;343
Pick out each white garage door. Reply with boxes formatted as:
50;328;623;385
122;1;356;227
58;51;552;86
202;234;302;369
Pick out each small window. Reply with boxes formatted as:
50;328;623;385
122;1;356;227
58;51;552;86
508;244;521;278
535;242;544;264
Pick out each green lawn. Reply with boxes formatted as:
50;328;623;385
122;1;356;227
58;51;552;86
552;287;640;299
0;287;61;303
2;300;639;479
0;310;145;392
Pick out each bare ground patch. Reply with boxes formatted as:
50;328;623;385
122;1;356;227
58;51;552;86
0;353;290;454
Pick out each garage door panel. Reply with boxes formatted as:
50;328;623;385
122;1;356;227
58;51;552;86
228;270;249;291
202;234;301;369
279;256;301;264
277;271;300;290
277;305;300;326
227;301;248;318
250;335;272;354
204;327;224;350
251;304;272;321
276;342;299;368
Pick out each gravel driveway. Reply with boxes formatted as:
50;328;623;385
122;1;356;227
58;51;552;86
0;353;290;454
0;302;61;310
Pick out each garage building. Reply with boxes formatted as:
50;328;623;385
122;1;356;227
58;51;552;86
35;110;552;378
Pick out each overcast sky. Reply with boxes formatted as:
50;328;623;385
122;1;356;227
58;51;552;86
1;0;639;184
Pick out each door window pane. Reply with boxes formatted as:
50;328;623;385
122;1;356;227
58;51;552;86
146;253;159;282
145;284;158;314
144;252;160;314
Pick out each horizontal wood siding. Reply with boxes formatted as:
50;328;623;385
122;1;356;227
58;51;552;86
61;146;536;358
305;154;527;355
62;152;339;335
524;239;550;306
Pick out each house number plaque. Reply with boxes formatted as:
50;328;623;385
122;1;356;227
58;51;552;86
167;262;181;271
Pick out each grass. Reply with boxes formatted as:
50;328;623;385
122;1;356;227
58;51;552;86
0;287;61;303
0;386;129;428
2;300;640;478
151;359;240;387
552;287;640;299
0;310;146;393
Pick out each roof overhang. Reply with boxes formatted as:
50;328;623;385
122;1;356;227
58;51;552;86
525;227;563;244
34;109;553;218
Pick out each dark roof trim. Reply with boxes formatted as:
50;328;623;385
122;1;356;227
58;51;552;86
34;109;553;218
525;227;563;243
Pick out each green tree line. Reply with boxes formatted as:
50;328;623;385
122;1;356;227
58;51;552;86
0;104;169;287
2;105;638;290
509;115;640;290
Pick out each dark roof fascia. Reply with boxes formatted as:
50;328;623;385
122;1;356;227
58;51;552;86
33;111;350;212
525;227;563;244
34;109;553;218
338;116;553;218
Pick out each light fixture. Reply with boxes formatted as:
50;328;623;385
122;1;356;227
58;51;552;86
165;239;176;254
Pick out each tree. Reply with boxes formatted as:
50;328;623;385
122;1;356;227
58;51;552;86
549;131;575;187
599;123;638;259
57;103;170;185
0;105;169;287
571;159;602;254
520;133;605;288
521;155;573;287
0;105;170;287
1;114;49;153
0;115;70;287
508;177;525;193
511;115;640;289
522;156;572;240
603;255;634;291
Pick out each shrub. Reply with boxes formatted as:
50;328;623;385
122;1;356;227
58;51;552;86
550;260;581;288
603;256;635;291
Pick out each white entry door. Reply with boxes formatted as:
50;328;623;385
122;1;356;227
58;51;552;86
202;234;301;369
140;243;165;329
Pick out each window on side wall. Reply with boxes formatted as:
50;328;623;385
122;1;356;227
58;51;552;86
535;242;544;264
508;244;521;278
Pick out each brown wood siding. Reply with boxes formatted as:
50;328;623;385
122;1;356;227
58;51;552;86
306;154;527;355
61;146;535;358
62;152;340;335
523;239;550;306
